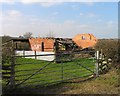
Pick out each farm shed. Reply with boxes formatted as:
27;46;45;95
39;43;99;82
2;38;30;50
72;34;97;49
29;38;76;52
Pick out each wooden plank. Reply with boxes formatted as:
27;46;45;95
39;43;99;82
2;76;11;79
2;66;11;70
95;51;99;77
2;72;11;74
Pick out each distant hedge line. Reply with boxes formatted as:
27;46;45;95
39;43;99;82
95;39;120;63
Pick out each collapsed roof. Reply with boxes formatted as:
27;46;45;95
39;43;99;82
72;34;97;49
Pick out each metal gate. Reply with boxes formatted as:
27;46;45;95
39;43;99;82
2;50;99;93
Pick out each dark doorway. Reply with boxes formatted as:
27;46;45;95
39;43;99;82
42;42;44;51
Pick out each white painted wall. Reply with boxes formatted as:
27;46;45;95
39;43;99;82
15;51;55;61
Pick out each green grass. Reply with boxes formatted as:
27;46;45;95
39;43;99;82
3;67;119;94
3;57;95;87
15;57;95;86
2;57;119;94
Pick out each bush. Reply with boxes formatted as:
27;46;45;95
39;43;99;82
95;39;119;63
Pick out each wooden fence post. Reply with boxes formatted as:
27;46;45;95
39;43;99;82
95;51;99;77
35;51;36;59
23;50;25;57
54;39;58;63
10;40;15;88
0;38;2;94
10;56;15;88
61;57;64;81
100;49;103;59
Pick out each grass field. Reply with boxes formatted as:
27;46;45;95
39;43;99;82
2;56;95;87
3;57;119;95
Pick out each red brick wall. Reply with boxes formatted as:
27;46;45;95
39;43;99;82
29;38;54;52
72;34;97;49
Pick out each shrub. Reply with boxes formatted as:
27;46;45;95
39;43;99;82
95;39;119;63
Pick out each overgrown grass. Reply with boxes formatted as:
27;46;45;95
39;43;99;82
61;67;119;94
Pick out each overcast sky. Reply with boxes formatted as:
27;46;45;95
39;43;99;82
0;0;118;39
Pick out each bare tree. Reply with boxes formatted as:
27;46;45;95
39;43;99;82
46;31;55;38
23;32;33;38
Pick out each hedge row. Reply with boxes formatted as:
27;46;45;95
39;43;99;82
95;39;120;63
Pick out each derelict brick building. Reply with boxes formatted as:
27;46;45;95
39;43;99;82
29;34;97;52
